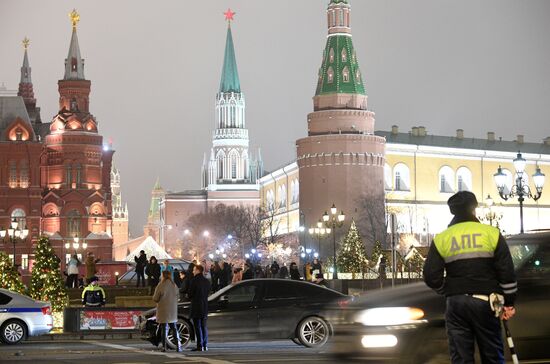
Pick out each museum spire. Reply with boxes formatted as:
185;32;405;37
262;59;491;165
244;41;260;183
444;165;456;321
64;9;86;80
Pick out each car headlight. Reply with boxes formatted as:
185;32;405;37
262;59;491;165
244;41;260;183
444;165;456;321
355;307;425;326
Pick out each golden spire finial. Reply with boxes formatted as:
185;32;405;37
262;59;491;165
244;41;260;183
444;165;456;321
69;9;80;28
22;37;30;50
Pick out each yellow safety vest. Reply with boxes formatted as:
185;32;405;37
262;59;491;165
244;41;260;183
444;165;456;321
433;221;500;263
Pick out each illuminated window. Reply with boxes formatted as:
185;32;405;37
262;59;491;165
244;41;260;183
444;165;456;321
393;163;410;191
278;184;287;208
327;67;334;83
20;160;29;188
291;180;299;204
456;167;472;192
355;69;361;82
11;208;26;228
21;254;29;270
15;128;23;141
71;58;77;72
67;210;81;238
266;190;275;211
9;160;17;187
329;48;335;63
439;166;455;193
341;48;347;63
342;66;350;82
231;158;237;179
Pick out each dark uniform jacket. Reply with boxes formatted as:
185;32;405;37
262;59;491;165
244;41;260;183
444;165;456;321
424;215;517;305
82;285;106;306
134;254;147;273
189;274;211;318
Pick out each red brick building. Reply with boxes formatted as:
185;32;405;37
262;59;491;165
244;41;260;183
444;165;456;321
0;13;114;279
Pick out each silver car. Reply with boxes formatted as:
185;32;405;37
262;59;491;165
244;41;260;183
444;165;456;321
0;289;53;344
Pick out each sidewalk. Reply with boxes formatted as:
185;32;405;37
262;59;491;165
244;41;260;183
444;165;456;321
28;331;141;341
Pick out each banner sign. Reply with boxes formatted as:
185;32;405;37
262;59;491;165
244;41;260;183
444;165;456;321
79;310;142;330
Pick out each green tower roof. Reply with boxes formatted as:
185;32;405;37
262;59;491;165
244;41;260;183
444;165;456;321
315;34;366;96
219;25;241;93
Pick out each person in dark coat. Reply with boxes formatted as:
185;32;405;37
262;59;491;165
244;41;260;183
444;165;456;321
279;264;289;279
134;250;147;287
145;256;161;290
210;262;221;292
289;262;301;280
173;268;182;288
218;259;231;288
242;263;254;280
188;265;211;351
178;270;190;301
270;261;280;277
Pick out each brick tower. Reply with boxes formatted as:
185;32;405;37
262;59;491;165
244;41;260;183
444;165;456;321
40;10;114;263
296;0;386;238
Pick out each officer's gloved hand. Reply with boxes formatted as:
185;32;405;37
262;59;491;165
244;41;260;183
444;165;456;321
501;306;516;320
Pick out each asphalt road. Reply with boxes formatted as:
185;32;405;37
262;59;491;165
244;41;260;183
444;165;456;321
0;339;343;364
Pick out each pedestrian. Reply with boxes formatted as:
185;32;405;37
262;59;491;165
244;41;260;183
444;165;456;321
379;255;387;279
210;262;221;292
232;267;243;283
82;276;106;307
189;265;211;352
173;268;182;288
313;273;328;287
66;254;81;288
179;270;190;301
187;259;197;276
254;264;265;278
161;259;174;280
304;262;312;282
289;262;301;280
424;191;517;363
85;252;100;284
152;270;182;352
270;261;280;277
146;256;161;289
279;263;289;279
219;259;231;288
242;263;254;280
134;250;147;287
311;258;323;279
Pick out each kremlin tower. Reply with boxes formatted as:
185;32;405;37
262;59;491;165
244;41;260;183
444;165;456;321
40;10;114;261
296;0;386;231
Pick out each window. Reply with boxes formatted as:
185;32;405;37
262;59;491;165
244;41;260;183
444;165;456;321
456;167;472;192
75;164;81;187
341;48;347;63
265;281;298;299
9;160;17;187
67;210;81;238
11;208;26;229
66;165;72;188
278;184;287;208
71;58;77;72
329;48;335;63
0;293;13;305
231;158;237;179
266;190;275;211
342;66;350;82
21;254;29;270
393;163;410;191
384;163;392;190
355;69;361;82
15;128;23;141
327;67;334;83
291;180;299;204
19;160;29;188
218;159;224;179
439;166;455;193
224;283;258;303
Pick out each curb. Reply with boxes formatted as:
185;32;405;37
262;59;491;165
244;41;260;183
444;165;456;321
28;331;141;341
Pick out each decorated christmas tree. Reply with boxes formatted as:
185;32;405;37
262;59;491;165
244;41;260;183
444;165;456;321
30;237;68;312
407;250;425;277
0;251;26;294
337;221;369;278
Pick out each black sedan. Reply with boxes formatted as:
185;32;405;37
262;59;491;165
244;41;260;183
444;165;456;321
140;278;348;349
328;231;550;362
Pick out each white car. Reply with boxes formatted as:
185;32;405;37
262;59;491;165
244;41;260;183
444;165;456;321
0;289;53;344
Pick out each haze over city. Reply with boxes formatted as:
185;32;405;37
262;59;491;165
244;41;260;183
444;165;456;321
1;0;549;236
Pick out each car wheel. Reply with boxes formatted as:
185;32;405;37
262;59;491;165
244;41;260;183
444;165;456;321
165;319;192;349
297;316;330;348
1;320;26;345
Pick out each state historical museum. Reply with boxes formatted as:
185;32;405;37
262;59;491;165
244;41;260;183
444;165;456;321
0;11;114;279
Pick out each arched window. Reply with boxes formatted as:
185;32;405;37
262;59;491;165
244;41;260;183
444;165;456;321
341;48;347;63
329;48;335;63
11;208;26;229
327;67;334;83
15;128;23;141
19;160;29;188
393;163;410;191
66;210;81;238
384;163;392;190
8;160;17;188
278;185;287;208
216;151;225;179
439;166;455;193
355;69;361;82
74;163;81;187
342;66;350;83
266;190;275;211
456;167;472;192
66;165;72;188
291;180;299;204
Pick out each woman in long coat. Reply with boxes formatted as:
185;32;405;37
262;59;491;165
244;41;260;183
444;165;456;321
152;270;182;352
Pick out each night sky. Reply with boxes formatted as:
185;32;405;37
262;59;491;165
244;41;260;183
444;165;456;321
1;0;549;236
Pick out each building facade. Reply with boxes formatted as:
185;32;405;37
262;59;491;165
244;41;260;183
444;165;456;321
0;12;115;277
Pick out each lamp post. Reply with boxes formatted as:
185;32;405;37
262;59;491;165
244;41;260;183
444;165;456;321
493;152;545;233
323;203;345;280
0;218;29;267
308;221;329;258
64;235;88;267
477;194;503;228
244;248;262;266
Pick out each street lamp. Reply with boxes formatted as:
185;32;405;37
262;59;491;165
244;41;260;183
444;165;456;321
308;225;327;257
322;203;345;280
0;218;29;267
478;194;503;228
494;152;545;233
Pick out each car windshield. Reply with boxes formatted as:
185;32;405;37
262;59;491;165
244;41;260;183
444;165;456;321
508;237;549;278
509;242;538;270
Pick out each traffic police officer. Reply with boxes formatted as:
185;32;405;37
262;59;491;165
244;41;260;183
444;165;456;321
424;191;517;363
82;276;106;307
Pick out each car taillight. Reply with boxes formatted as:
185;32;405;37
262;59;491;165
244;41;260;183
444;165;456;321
41;306;51;315
338;298;351;308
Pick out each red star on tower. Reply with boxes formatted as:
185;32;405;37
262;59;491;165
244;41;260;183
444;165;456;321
224;8;236;23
